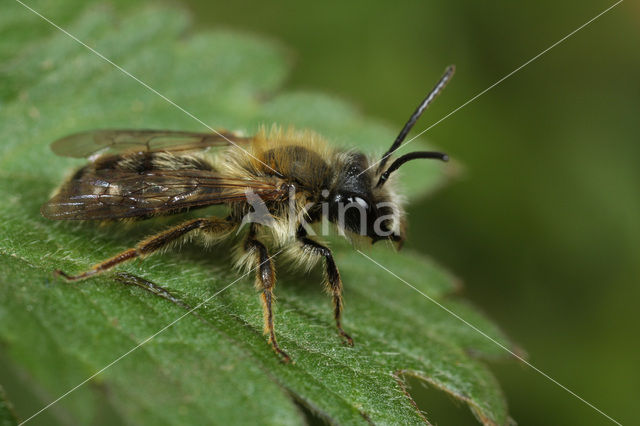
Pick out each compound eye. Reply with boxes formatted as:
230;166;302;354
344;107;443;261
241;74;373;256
349;196;369;210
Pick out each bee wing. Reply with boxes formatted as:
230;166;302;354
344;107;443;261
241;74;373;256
41;169;285;220
51;129;251;161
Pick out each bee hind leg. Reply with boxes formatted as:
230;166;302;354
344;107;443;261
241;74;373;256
296;229;354;347
244;228;291;362
56;217;234;281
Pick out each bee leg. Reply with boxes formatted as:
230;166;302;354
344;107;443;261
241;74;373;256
56;217;234;281
244;229;290;362
296;229;354;347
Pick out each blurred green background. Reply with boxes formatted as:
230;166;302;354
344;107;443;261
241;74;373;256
181;0;638;424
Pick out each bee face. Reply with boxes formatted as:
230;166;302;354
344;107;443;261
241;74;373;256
326;153;403;244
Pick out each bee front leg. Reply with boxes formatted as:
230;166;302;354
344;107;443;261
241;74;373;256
296;228;354;347
244;227;290;362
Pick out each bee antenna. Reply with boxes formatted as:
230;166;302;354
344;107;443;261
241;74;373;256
377;65;455;173
376;151;448;188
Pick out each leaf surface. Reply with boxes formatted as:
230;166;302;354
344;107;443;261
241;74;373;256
0;385;18;426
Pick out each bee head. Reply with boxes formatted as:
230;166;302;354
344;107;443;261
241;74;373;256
326;65;455;247
326;152;404;246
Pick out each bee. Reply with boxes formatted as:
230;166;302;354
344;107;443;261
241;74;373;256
41;66;455;361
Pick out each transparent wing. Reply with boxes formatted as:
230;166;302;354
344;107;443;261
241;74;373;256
41;169;285;220
50;129;252;160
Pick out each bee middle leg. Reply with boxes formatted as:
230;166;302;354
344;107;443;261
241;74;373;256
244;227;290;362
296;228;354;346
56;217;235;281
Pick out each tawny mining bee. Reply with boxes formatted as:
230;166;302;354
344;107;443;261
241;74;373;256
42;66;455;361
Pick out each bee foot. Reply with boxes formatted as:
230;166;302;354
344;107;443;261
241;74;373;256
339;329;354;347
272;344;292;363
54;269;75;281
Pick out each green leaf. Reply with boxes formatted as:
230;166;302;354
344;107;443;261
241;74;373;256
0;385;19;426
0;2;516;424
